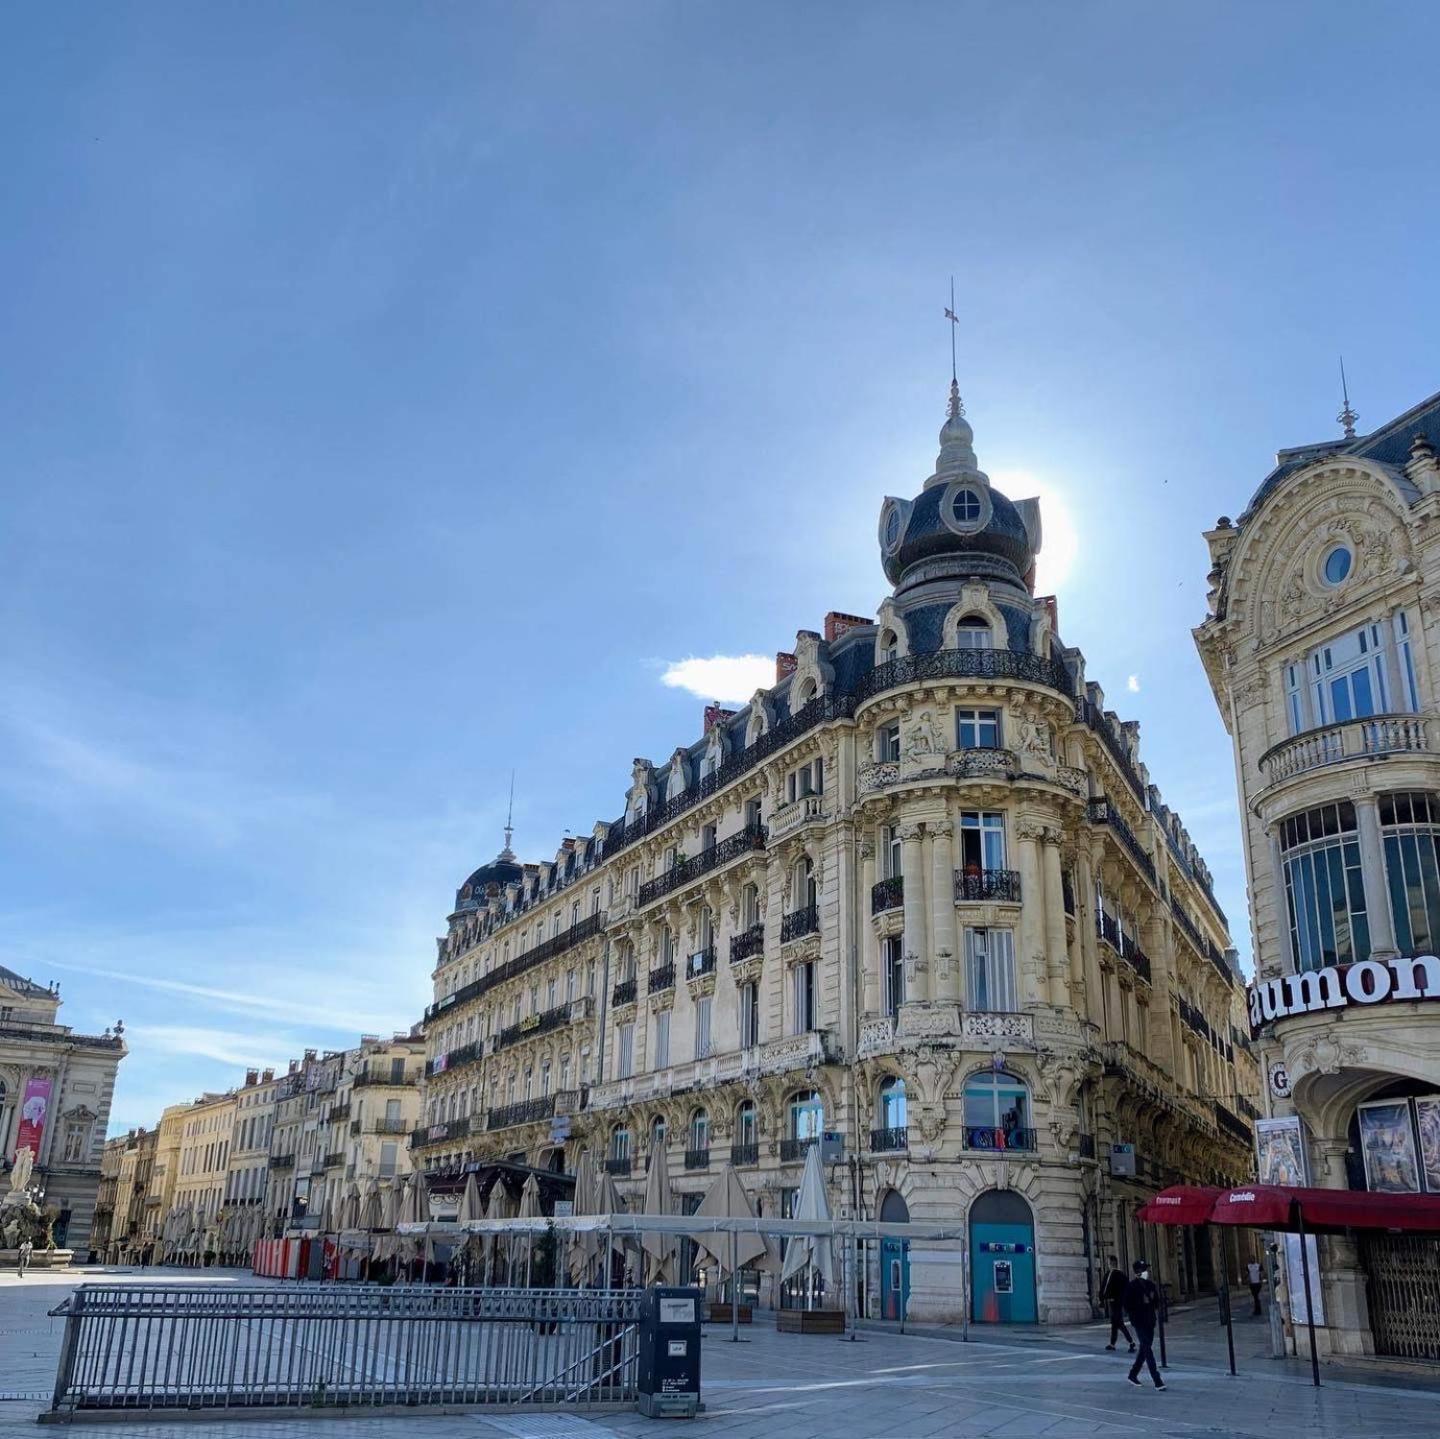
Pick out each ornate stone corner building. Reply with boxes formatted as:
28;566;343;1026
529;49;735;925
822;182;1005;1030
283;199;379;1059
0;963;126;1253
1196;388;1440;1362
419;383;1256;1323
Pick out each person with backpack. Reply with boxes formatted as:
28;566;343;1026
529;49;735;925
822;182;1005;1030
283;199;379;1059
1101;1256;1134;1351
1123;1258;1166;1390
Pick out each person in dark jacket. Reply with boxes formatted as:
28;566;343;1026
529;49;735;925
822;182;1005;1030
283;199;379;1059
1102;1257;1135;1351
1122;1259;1166;1389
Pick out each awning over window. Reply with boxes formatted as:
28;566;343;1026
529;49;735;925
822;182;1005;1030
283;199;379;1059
1139;1183;1440;1234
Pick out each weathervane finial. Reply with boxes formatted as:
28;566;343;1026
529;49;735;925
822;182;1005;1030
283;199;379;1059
944;278;965;420
1338;356;1359;439
500;770;516;860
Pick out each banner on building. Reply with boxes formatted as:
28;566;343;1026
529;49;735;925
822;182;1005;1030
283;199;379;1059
1255;1115;1308;1186
16;1075;53;1158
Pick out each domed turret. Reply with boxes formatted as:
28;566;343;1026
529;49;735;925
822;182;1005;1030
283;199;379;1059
877;382;1039;599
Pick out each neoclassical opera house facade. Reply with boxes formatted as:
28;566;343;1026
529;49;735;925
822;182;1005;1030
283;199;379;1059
418;383;1258;1324
1196;387;1440;1361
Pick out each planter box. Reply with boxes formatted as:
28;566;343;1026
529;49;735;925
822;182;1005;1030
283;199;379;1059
707;1302;753;1324
777;1308;845;1334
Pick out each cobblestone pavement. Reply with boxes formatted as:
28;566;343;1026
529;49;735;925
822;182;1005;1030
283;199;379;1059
2;1267;1438;1439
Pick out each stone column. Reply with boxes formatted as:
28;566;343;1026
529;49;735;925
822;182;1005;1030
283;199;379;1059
900;823;930;1003
860;838;880;1017
929;820;959;1002
1016;822;1046;1006
1353;796;1396;957
1041;832;1069;1007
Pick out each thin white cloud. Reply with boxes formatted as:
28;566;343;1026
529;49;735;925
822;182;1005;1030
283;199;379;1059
123;1024;299;1072
1127;675;1141;693
660;654;773;704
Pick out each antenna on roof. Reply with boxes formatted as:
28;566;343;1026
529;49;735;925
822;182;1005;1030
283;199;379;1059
500;771;516;860
1338;356;1359;439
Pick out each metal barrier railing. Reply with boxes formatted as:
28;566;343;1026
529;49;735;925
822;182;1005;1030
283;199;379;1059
47;1285;642;1415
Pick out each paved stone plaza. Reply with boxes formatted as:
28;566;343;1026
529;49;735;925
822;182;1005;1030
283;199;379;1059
2;1268;1438;1439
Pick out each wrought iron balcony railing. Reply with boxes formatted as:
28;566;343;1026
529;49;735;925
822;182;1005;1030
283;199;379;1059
636;825;767;908
779;1135;818;1162
870;1126;908;1153
964;1126;1037;1152
730;1141;760;1167
648;962;675;993
781;904;819;943
954;868;1021;902
871;876;903;914
486;1095;556;1132
1087;796;1157;887
683;1148;710;1171
604;1155;632;1176
687;947;716;979
730;923;764;963
492;1001;573;1054
611;977;637;1007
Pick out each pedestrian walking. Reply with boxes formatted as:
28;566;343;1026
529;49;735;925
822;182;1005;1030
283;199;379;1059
17;1239;34;1276
1246;1258;1263;1316
1122;1258;1166;1390
1101;1255;1135;1351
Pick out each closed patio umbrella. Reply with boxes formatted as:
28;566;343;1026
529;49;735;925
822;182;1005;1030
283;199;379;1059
457;1172;483;1224
483;1178;510;1285
567;1150;597;1282
359;1180;383;1231
515;1173;542;1285
640;1144;677;1286
780;1143;836;1308
379;1179;399;1232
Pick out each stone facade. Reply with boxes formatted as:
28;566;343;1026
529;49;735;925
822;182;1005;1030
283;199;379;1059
1196;386;1440;1361
418;387;1260;1324
0;963;126;1253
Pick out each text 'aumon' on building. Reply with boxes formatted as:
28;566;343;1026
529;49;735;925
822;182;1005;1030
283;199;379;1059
417;377;1261;1324
1196;385;1440;1361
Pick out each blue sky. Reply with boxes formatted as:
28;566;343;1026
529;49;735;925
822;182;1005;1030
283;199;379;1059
3;3;1439;1132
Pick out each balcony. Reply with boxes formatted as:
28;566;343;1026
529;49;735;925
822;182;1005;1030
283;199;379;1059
1215;1102;1253;1145
687;947;716;979
955;868;1021;903
683;1148;710;1171
357;1117;410;1136
430;1040;484;1078
486;1095;557;1132
636;825;767;908
870;1126;908;1153
770;793;825;839
493;1000;578;1055
781;904;819;943
1260;713;1434;786
611;977;638;1008
648;961;675;994
270;1154;295;1170
604;1155;632;1176
328;1104;351;1123
780;1136;818;1162
730;1142;760;1167
353;1070;418;1089
730;923;764;963
871;876;903;914
322;1151;345;1169
1088;796;1158;887
964;1126;1037;1153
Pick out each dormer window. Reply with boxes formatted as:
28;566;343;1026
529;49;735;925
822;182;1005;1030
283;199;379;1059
955;616;993;651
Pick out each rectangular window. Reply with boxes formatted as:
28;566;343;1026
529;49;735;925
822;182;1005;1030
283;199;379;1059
959;811;1007;871
1285;663;1304;736
617;1023;635;1080
1309;622;1390;725
792;961;816;1034
884;825;902;879
1396;610;1420;712
379;1142;397;1178
695;996;713;1058
1281;801;1370;971
744;798;763;830
883;935;905;1016
654;1010;671;1070
957;707;1001;749
739;981;759;1049
880;724;901;763
965;927;1018;1012
1382;792;1440;954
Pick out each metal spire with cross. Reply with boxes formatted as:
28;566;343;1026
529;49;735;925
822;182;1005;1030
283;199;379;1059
499;770;516;861
944;277;964;420
1338;356;1359;439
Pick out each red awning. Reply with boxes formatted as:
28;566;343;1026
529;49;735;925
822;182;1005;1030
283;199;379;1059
1209;1184;1440;1234
1136;1185;1225;1225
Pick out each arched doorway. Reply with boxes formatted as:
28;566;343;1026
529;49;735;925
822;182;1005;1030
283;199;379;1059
970;1189;1037;1323
878;1189;910;1320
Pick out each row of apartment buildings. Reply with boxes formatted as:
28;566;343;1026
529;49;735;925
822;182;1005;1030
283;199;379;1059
406;383;1264;1325
89;1031;425;1264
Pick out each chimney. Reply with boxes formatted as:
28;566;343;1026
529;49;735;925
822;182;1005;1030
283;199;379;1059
304;1048;317;1063
262;1068;274;1083
775;651;797;682
703;703;737;731
245;1069;258;1087
288;1059;299;1075
823;611;869;643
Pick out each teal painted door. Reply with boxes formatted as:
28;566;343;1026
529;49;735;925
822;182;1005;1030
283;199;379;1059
971;1224;1037;1323
880;1238;909;1320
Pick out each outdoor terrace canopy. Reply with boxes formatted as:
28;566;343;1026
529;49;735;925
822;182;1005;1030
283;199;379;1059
1139;1183;1440;1234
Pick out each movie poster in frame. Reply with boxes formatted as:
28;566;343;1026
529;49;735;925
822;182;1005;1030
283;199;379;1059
1255;1115;1308;1186
1357;1099;1422;1194
1415;1097;1440;1194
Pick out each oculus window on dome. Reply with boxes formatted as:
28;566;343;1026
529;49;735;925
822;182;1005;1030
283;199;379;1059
883;506;902;551
1323;544;1353;587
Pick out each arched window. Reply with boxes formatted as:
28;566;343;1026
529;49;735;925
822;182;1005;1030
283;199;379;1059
795;677;817;707
689;1108;709;1156
963;1069;1032;1151
734;1100;757;1153
955;615;993;651
879;629;899;663
651;1114;668;1153
788;1089;823;1142
877;1076;907;1132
